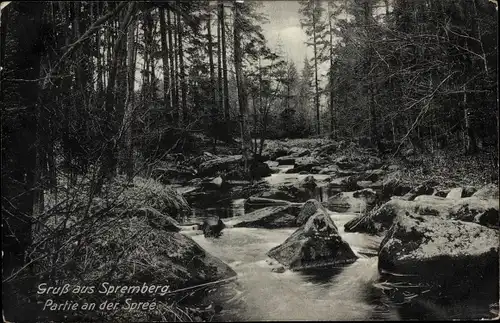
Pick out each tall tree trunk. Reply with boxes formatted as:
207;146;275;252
172;9;180;125
167;8;178;123
2;3;44;321
463;85;477;154
115;6;128;125
150;10;157;102
159;7;171;117
143;9;151;103
217;6;223;121
328;9;335;138
176;5;187;125
233;1;249;170
58;2;74;180
94;2;136;194
95;2;104;97
120;18;137;180
363;0;379;149
220;1;231;138
207;13;217;106
312;4;320;136
207;11;218;151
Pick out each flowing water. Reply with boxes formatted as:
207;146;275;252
187;215;400;321
177;168;498;321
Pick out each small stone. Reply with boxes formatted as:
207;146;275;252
271;266;286;273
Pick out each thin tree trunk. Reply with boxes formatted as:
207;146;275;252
159;7;171;117
167;8;178;123
120;18;137;180
150;10;157;102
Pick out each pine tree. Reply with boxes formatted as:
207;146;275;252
298;0;327;136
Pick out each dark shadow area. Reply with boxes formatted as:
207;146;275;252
298;266;345;284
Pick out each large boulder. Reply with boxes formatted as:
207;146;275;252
245;196;291;211
201;217;226;238
285;156;323;173
449;197;499;227
254;189;296;201
228;206;298;229
226;180;271;201
198;155;243;177
335;155;383;172
269;177;320;203
344;197;454;235
249;161;272;179
345;194;500;234
381;171;412;200
335;156;357;170
378;213;499;301
327;176;361;193
399;182;436;201
472;183;499;200
35;215;237;322
324;188;378;213
269;148;289;161
267;210;358;270
318;165;340;175
288;147;311;157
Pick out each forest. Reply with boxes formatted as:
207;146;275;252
1;0;498;322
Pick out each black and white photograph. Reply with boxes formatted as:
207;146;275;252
1;0;499;321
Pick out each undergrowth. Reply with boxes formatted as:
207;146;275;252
4;175;223;322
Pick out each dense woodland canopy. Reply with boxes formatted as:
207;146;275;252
0;0;498;320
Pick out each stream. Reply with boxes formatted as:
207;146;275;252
176;166;497;321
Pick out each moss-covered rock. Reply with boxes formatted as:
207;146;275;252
344;197;453;235
267;209;357;270
378;213;499;301
34;215;236;322
228;205;298;229
472;183;499;200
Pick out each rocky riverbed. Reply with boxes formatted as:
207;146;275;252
155;139;500;321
